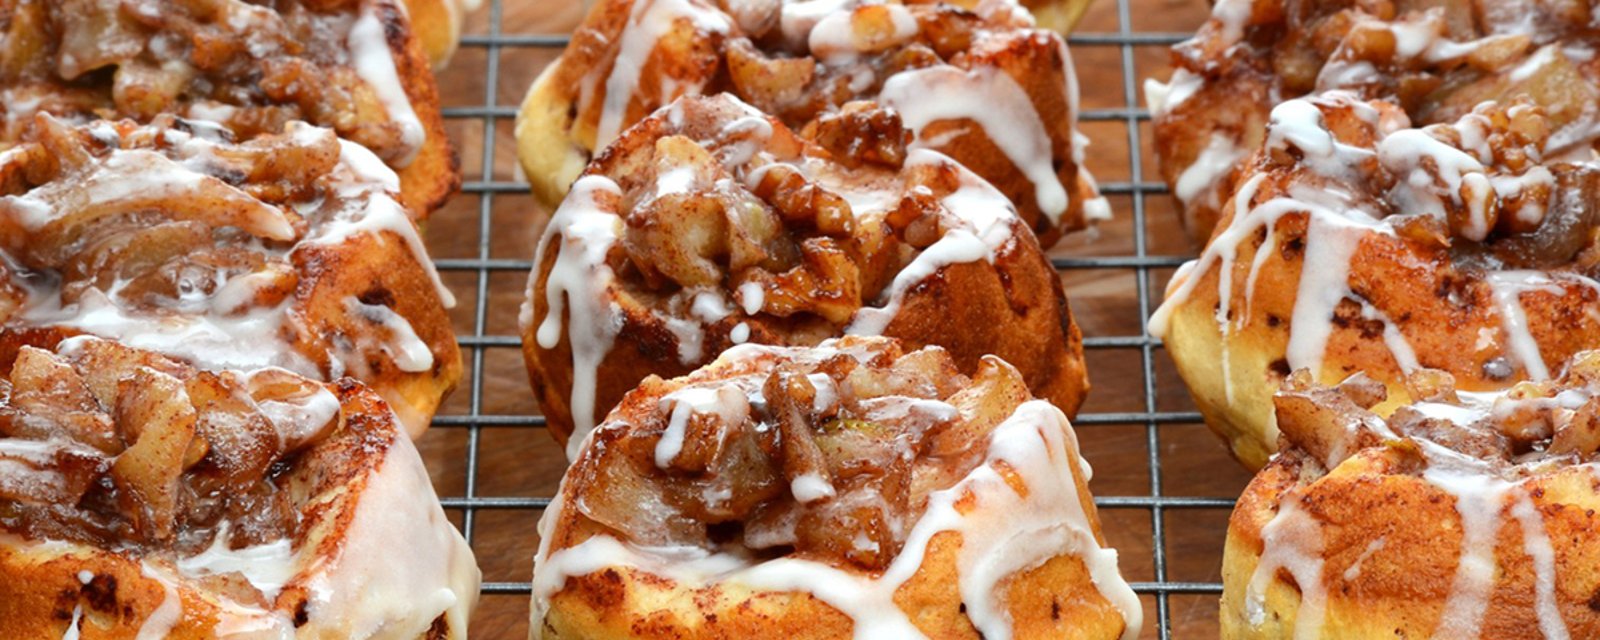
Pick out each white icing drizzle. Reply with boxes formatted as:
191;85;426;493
789;472;837;504
176;522;296;600
244;368;344;445
847;150;1017;335
302;430;480;638
1378;129;1496;242
27;291;318;376
653;384;749;469
62;604;83;640
879;65;1070;224
343;296;435;373
1510;492;1569;640
659;289;737;363
737;281;765;315
1314;14;1520;92
807;3;918;65
2;149;292;239
1209;0;1254;50
1284;214;1368;377
1244;493;1326;638
135;562;183;640
533;400;1142;639
777;0;858;48
0;438;76;497
1340;536;1385;581
807;372;837;412
590;0;730;148
1420;449;1513;639
311;140;455;306
1144;69;1202;120
346;3;425;166
525;175;626;460
1359;299;1421;373
1486;271;1563;380
1174;133;1246;214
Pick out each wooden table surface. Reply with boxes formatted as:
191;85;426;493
419;0;1252;637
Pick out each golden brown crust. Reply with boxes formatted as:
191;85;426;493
403;0;472;67
520;95;1087;448
515;0;1104;246
517;64;593;212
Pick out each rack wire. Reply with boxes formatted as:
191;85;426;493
427;0;1247;636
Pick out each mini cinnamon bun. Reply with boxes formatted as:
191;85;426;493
1147;0;1600;243
521;94;1087;456
1152;92;1600;469
1224;356;1600;638
515;0;1108;247
0;116;461;437
533;336;1141;640
0;0;458;215
0;335;479;638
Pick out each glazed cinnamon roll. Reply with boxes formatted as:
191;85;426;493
1151;92;1600;469
0;0;457;215
521;94;1087;456
0;335;479;638
515;0;1108;247
533;336;1141;640
0;115;461;437
1147;0;1600;243
1224;357;1600;638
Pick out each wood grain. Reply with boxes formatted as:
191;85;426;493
418;0;1252;637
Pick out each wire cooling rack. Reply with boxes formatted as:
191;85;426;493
419;0;1254;636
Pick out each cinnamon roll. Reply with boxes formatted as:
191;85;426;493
1151;92;1600;469
0;115;461;437
521;94;1088;457
0;0;458;215
533;336;1141;640
0;334;479;638
515;0;1108;247
1223;356;1600;638
1147;0;1600;243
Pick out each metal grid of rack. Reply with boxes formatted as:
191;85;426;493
426;0;1244;637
